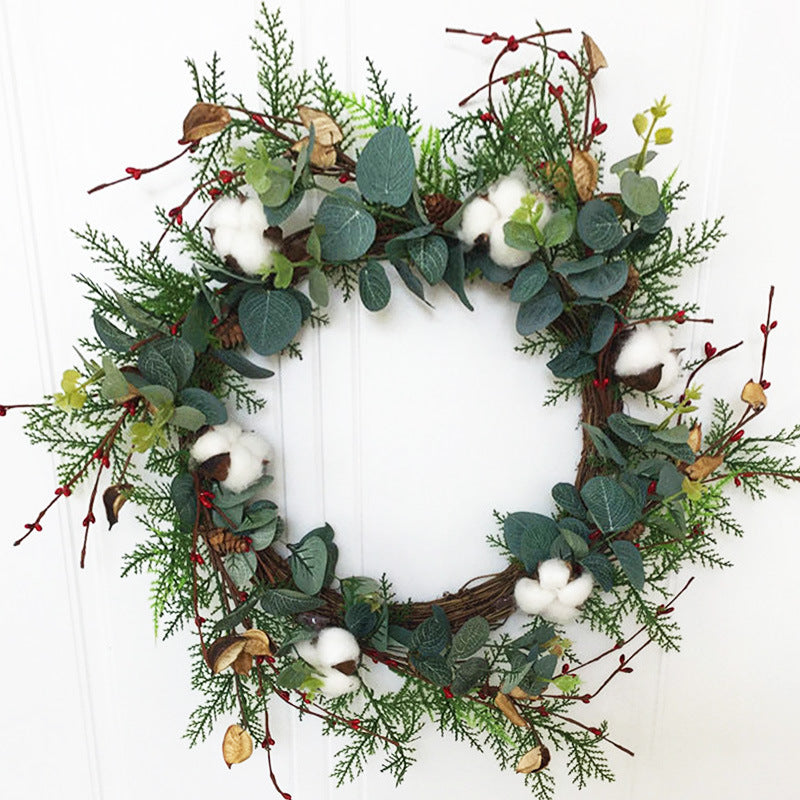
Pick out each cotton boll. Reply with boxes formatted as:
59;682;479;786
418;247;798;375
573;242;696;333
190;428;233;464
654;350;681;392
613;326;666;377
294;639;323;669
207;197;243;230
238;431;272;463
537;559;572;592
232;234;273;275
238;197;268;231
541;600;580;625
214;421;243;446
649;322;673;352
318;668;360;698
557;572;594;608
211;226;238;258
458;197;500;246
315;627;360;668
514;578;555;615
489;219;530;268
220;445;264;493
488;175;529;217
530;192;553;232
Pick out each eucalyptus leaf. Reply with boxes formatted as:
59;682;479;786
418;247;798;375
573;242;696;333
607;413;653;447
138;345;177;394
588;306;617;353
620;171;660;216
410;614;451;657
408;235;448;285
411;654;452;687
609;150;657;175
152;337;195;388
583;423;627;467
576;200;624;252
359;259;392;311
516;280;564;335
551;483;586;519
450;657;490;695
138;384;174;408
289;535;328;596
580;553;614;591
391;259;430;306
308;268;329;308
610;540;645;590
566;260;629;299
503;220;539;252
100;356;129;401
211;348;275;380
93;313;136;353
581;476;640;533
260;588;323;616
178;387;228;426
547;342;597;379
449;616;490;661
170;472;197;532
345;602;378;639
171;405;207;431
316;188;376;261
510;262;548;303
238;288;302;355
542;208;574;247
443;244;473;310
356;125;415;207
224;550;257;589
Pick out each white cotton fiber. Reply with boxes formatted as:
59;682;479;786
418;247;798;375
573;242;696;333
238;431;272;463
294;638;323;669
214;421;243;445
211;226;238;258
613;326;667;377
650;322;673;352
514;578;555;615
190;429;233;465
207;197;243;229
557;572;594;607
489;219;530;268
315;627;360;667
458;197;500;246
238;197;268;230
529;192;553;232
231;234;274;275
537;559;572;592
541;600;580;625
488;174;529;217
318;669;360;698
221;446;264;494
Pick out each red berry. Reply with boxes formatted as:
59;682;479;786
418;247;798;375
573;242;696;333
0;406;7;416
761;380;771;389
338;173;351;184
581;695;591;703
168;206;181;218
760;323;767;334
589;727;602;736
770;320;778;329
55;487;63;496
101;455;110;468
674;310;687;323
647;480;657;495
506;35;519;51
734;476;742;487
729;429;745;443
557;50;569;59
537;705;549;716
602;377;609;388
125;167;143;180
548;84;564;98
561;663;570;674
170;323;179;336
349;719;361;730
589;530;601;541
479;112;495;122
34;523;42;532
175;213;183;226
209;187;222;199
82;513;95;526
443;687;454;699
481;34;493;44
251;113;267;127
219;170;234;184
238;591;248;603
211;316;220;325
282;793;292;800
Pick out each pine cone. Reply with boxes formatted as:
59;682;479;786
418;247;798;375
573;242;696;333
215;314;245;349
207;527;251;554
423;193;461;227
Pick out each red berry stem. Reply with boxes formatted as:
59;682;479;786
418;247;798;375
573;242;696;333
0;402;49;417
87;143;197;194
758;285;776;384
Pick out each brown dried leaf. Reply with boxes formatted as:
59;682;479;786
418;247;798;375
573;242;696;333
494;692;529;728
509;686;540;701
618;364;663;393
197;452;231;482
207;635;246;674
182;103;232;143
103;483;132;529
685;453;724;481
571;150;599;202
291;136;337;169
741;380;768;410
241;629;275;657
583;33;608;74
222;724;253;768
231;650;253;676
542;162;570;197
332;659;358;676
688;423;703;453
516;744;551;774
297;106;343;146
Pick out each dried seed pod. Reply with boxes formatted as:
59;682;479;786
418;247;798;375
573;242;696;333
688;423;703;453
583;33;608;74
741;380;768;410
231;650;253;676
182;103;232;143
241;629;274;657
618;364;664;393
222;724;253;768
103;483;132;529
197;452;232;483
571;150;599;202
516;744;551;774
509;686;540;701
685;452;724;481
291;136;338;168
541;162;570;197
331;659;358;676
494;692;529;728
207;635;247;673
297;106;343;146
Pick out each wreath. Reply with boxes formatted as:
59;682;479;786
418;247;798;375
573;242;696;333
7;7;800;799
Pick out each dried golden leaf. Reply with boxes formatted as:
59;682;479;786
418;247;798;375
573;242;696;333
182;103;232;143
583;33;608;74
571;150;599;202
103;483;132;529
241;629;275;657
231;650;253;676
291;136;337;169
509;686;533;700
516;744;551;774
222;724;253;768
332;659;358;676
688;423;703;453
494;692;529;728
207;635;246;674
685;453;724;481
542;162;570;197
741;380;768;410
297;106;343;146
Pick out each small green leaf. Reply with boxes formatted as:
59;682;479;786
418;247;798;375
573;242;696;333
277;659;314;689
581;476;640;533
558;527;589;559
576;200;623;252
100;356;129;401
408;235;448;285
610;150;656;175
211;594;262;634
503;220;539;252
654;127;673;144
289;535;328;596
551;483;586;519
152;337;195;388
94;313;136;353
170;472;197;532
580;553;614;591
510;262;548;303
138;384;174;408
450;657;490;695
308;268;329;307
171;405;206;431
620;171;660;216
260;588;323;617
316;188;376;261
610;540;645;590
542;209;574;247
272;253;295;289
359;259;392;311
583;423;627;467
356;126;415;207
516;280;563;335
410;654;452;687
443;244;473;310
449;617;490;661
633;113;648;136
238;289;303;356
224;551;257;588
138;345;177;394
178;387;227;426
211;348;274;380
